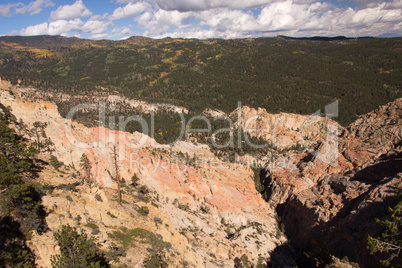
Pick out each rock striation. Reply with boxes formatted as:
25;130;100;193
2;79;400;267
230;104;341;151
261;98;402;266
1;82;285;267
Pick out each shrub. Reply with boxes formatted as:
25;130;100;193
138;185;149;195
3;182;47;234
367;191;402;267
200;204;210;214
57;183;78;192
0;216;36;267
75;215;82;225
143;252;167;268
107;242;127;262
154;217;163;225
49;155;62;170
131;174;140;187
50;224;110;268
137;206;149;216
42;182;54;194
94;194;103;202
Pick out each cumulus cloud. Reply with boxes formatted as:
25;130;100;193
15;0;54;16
20;19;83;36
19;17;114;40
12;0;402;40
154;0;275;12
385;0;402;9
83;19;113;35
135;8;195;35
116;0;135;3
109;1;151;20
352;3;402;25
131;0;401;38
0;1;53;17
50;0;92;21
0;3;20;17
111;26;132;35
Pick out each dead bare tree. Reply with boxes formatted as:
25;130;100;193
112;145;122;205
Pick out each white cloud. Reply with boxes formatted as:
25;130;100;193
136;9;194;35
82;19;113;35
12;0;402;40
256;1;314;30
115;0;133;3
20;19;84;36
19;22;49;36
0;3;21;17
352;3;401;25
347;0;389;8
19;18;115;40
15;0;54;16
90;33;110;39
111;26;132;35
50;0;92;21
154;0;275;12
137;0;401;38
384;0;402;9
110;1;150;20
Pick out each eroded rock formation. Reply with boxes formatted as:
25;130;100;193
2;78;400;267
1;82;286;267
262;98;402;267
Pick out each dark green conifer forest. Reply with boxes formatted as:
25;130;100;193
0;36;401;126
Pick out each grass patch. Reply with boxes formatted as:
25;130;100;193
85;223;99;229
107;211;117;218
107;231;134;248
107;228;171;250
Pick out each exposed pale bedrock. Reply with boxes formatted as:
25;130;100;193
261;97;402;266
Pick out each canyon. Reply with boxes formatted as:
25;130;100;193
1;77;401;267
1;80;284;267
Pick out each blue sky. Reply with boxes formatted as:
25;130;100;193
0;0;401;40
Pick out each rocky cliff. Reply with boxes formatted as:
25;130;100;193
229;104;339;151
2;78;400;267
262;98;402;267
1;81;286;267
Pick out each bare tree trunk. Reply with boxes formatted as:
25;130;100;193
113;145;122;205
35;127;40;150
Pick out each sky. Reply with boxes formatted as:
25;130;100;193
0;0;401;40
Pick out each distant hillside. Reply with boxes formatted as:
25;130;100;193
0;35;401;125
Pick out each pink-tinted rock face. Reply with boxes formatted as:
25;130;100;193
6;78;399;267
0;86;286;266
260;98;402;267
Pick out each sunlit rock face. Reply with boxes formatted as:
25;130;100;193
1;84;286;267
4;78;400;267
260;97;402;266
230;104;341;151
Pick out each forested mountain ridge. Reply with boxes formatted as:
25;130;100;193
0;35;401;126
